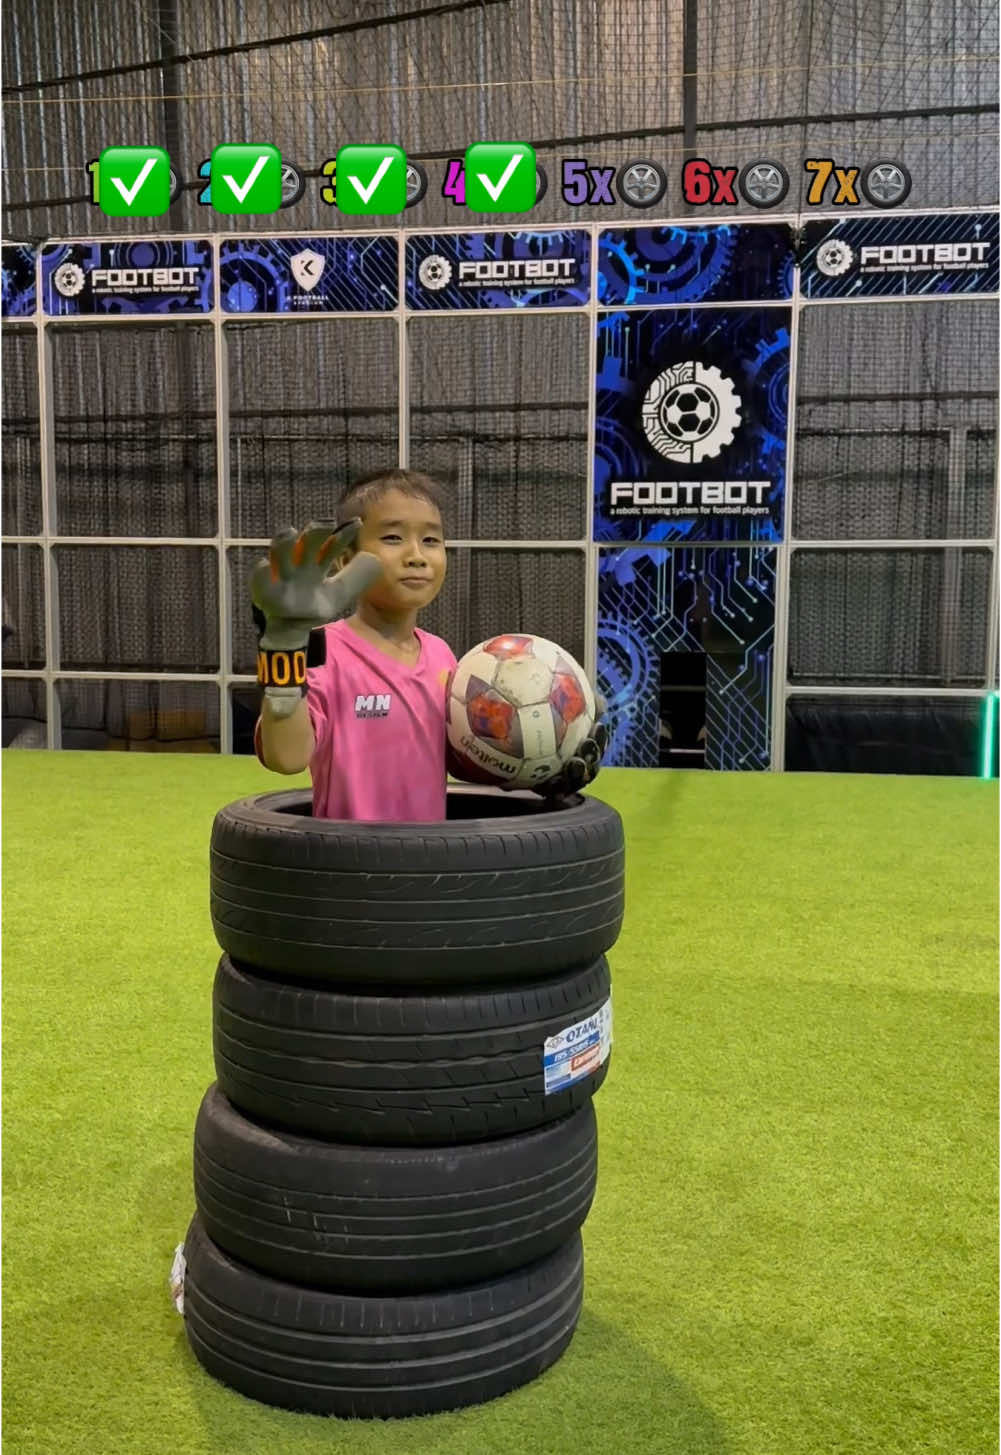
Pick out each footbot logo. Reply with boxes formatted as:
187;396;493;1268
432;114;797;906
53;263;86;297
816;240;854;277
418;254;452;290
608;358;771;517
641;361;741;464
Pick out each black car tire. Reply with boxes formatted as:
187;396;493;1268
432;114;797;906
213;951;611;1143
193;1085;597;1293
209;785;625;986
182;1214;583;1418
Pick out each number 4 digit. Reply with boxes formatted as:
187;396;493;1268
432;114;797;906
442;159;465;206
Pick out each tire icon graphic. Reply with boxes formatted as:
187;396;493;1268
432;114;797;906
617;159;667;209
279;163;305;209
738;160;790;208
405;162;429;208
860;161;912;208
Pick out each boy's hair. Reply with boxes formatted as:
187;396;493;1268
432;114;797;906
336;468;446;531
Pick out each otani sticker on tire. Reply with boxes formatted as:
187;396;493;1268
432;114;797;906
543;997;613;1093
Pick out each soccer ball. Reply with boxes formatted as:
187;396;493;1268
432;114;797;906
447;634;596;789
663;382;718;442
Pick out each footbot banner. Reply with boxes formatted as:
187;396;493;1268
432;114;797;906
1;212;992;773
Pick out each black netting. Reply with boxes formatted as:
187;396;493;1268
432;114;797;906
50;325;216;536
409;315;588;542
785;693;986;775
794;301;998;540
58;678;220;747
419;549;587;664
2;329;42;537
967;430;1000;538
1;676;45;746
4;0;995;240
227;319;398;541
55;545;218;672
789;547;991;687
1;542;45;668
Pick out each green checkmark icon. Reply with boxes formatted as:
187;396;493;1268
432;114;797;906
335;146;407;215
97;147;171;217
210;144;282;215
465;143;536;212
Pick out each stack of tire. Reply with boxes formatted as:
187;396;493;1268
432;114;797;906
182;783;626;1419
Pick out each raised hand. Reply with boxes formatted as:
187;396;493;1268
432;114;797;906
251;520;383;716
251;520;382;652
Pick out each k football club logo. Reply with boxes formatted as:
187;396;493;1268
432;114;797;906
290;249;325;291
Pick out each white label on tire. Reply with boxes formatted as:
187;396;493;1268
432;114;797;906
543;996;612;1093
169;1244;186;1316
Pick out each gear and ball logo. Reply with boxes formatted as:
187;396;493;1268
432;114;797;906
53;262;86;297
418;254;452;290
641;362;741;464
816;239;854;277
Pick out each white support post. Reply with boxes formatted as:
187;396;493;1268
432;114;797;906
986;420;1001;690
398;228;409;467
770;254;803;771
213;233;233;754
34;249;61;748
584;223;599;691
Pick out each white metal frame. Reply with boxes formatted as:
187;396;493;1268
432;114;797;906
4;208;998;765
778;283;999;770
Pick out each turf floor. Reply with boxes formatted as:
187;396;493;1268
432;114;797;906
1;752;998;1455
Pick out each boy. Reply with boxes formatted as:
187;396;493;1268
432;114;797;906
251;467;606;822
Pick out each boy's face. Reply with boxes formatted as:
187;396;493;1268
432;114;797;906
351;488;447;613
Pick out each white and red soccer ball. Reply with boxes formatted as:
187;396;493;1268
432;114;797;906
446;634;596;789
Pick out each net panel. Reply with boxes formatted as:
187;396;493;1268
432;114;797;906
49;325;217;537
54;544;218;672
789;546;991;686
226;318;399;541
408;314;589;542
1;330;42;537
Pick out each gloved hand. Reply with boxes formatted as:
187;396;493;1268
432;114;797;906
532;693;610;803
250;519;383;719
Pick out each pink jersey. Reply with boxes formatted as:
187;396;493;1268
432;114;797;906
304;619;457;822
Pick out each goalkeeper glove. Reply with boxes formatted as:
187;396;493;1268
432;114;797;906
250;519;383;719
532;693;610;802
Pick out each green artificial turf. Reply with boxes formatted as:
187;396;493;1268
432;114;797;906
2;752;998;1455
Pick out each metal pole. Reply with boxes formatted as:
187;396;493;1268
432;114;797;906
213;235;232;753
398;229;409;467
769;246;803;770
584;223;599;691
986;412;1001;689
682;0;698;216
35;254;61;747
940;425;968;687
